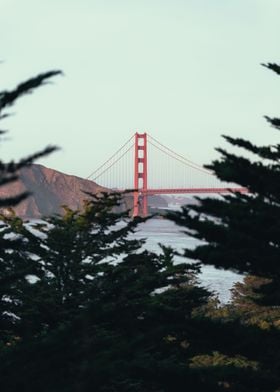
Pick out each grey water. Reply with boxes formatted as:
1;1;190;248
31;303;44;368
131;218;242;303
26;217;242;302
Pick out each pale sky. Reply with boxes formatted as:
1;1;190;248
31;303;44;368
1;0;280;183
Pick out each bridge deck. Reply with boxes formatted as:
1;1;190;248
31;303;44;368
143;188;248;195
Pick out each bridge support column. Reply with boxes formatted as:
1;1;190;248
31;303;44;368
133;132;148;217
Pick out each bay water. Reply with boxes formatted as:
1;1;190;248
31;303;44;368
131;218;242;303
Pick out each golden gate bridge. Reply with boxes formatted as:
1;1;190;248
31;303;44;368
87;133;247;217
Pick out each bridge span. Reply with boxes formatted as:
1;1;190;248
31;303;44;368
88;132;247;217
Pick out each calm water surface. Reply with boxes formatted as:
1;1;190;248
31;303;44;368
131;218;242;303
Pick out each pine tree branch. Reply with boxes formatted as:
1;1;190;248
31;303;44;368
208;150;280;198
0;70;63;112
0;70;62;207
264;116;280;130
262;63;280;75
0;174;18;186
0;146;58;175
0;193;30;207
16;145;59;168
222;135;280;161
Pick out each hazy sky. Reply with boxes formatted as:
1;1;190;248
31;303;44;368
1;0;280;181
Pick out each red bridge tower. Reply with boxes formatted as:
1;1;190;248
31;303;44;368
133;132;148;217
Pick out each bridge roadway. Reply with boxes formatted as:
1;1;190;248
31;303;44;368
141;187;248;195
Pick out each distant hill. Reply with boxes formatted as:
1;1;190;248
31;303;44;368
0;164;111;219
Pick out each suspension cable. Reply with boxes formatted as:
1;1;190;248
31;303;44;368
91;144;134;182
148;140;214;176
148;134;212;174
87;134;134;179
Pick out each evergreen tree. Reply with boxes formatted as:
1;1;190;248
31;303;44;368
0;69;215;392
229;276;280;329
12;192;145;336
0;192;216;392
4;63;280;391
170;62;280;305
2;192;277;392
168;63;280;390
0;71;61;343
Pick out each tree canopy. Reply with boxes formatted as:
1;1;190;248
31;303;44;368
170;63;280;305
2;64;280;391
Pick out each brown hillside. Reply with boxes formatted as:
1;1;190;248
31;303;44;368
0;164;110;219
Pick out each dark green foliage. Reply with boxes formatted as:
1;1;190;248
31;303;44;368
167;62;280;390
2;192;280;392
0;71;61;343
196;277;280;391
0;69;213;392
0;192;217;391
229;276;280;329
170;64;280;306
3;63;280;391
12;192;146;335
0;211;37;343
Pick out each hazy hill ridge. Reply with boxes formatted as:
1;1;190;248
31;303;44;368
0;164;107;219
